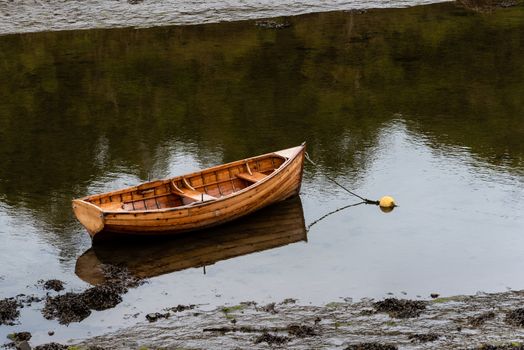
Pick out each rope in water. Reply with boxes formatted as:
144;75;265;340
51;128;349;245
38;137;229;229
304;152;379;205
306;201;365;231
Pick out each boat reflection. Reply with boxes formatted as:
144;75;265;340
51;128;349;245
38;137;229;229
75;197;306;285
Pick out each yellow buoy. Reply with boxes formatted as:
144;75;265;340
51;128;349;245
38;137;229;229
379;196;396;213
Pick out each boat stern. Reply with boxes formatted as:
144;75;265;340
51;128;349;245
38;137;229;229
72;199;105;238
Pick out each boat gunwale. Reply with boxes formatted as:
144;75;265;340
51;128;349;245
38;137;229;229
74;144;305;215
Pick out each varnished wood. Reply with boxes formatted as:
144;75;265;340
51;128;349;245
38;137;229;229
74;197;306;284
236;171;267;183
72;143;306;240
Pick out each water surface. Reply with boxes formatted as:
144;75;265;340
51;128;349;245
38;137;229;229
0;2;523;345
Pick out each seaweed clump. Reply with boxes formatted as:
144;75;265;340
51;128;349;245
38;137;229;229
476;344;524;349
42;279;65;292
374;298;426;318
345;343;398;350
34;343;68;350
408;333;440;342
505;308;524;327
287;324;317;337
469;311;496;327
0;298;20;326
254;332;290;345
42;265;142;324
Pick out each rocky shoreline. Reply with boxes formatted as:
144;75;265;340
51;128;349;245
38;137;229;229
5;289;524;349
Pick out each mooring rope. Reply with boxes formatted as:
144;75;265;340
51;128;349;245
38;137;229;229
304;152;379;205
306;201;365;231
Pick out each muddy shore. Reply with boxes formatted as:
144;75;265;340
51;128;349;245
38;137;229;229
72;291;524;349
5;289;524;349
0;0;450;36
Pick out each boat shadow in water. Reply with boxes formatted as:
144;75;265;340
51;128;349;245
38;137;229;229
75;196;306;285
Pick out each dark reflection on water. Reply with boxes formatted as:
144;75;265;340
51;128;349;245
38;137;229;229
0;1;523;345
75;197;306;284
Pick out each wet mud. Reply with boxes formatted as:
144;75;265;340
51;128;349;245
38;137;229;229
70;290;524;349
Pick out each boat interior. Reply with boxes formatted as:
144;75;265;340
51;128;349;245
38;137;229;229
85;154;287;212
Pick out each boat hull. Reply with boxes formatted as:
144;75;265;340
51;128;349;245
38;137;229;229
72;144;305;240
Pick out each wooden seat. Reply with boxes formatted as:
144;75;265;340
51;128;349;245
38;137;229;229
236;171;267;183
178;188;216;202
171;180;216;202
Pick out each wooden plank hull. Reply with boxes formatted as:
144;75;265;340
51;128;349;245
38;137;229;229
75;197;306;284
72;144;305;240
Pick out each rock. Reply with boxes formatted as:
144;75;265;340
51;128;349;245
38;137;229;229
169;304;195;312
146;312;170;322
430;293;440;299
374;298;426;318
17;340;31;350
8;331;31;342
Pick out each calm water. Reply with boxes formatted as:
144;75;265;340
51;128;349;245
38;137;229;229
0;2;523;345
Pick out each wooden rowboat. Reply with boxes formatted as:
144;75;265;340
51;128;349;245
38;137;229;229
75;197;306;284
72;143;305;240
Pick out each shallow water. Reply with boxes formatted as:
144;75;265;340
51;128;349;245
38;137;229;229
0;1;523;346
